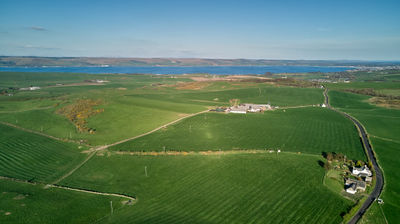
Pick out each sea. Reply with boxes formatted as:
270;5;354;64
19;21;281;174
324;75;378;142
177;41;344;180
0;66;354;75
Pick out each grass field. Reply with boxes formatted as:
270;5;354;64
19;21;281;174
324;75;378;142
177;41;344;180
0;124;86;182
1;72;325;146
0;179;126;224
61;153;353;224
329;90;400;223
111;107;365;160
0;72;381;223
359;201;387;224
128;85;324;107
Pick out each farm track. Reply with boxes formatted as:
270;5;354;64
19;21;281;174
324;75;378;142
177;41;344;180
51;151;97;184
0;175;135;201
324;89;384;224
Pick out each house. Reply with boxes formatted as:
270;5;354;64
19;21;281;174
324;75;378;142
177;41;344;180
352;165;372;177
345;179;366;194
346;184;357;194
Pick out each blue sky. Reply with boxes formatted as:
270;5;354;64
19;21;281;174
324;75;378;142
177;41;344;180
1;0;399;60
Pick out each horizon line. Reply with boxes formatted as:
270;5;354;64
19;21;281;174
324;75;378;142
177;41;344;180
1;55;400;62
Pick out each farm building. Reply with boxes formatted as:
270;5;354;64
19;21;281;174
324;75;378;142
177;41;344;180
228;103;273;114
345;179;366;194
19;86;41;91
229;105;247;114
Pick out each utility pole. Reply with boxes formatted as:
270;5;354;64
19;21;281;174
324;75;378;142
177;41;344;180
41;126;43;132
189;125;192;133
145;166;148;177
110;201;113;215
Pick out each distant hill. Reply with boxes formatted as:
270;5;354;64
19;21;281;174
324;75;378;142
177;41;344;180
1;56;399;67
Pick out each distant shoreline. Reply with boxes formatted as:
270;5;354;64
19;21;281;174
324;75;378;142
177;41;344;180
0;65;357;75
1;56;399;68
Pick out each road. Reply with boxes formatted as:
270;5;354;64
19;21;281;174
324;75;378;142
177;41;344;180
323;89;384;224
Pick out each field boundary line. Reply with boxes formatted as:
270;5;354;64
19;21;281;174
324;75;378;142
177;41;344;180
111;149;321;158
0;175;37;185
378;203;389;224
0;106;54;113
0;175;135;201
0;121;89;146
370;135;400;144
49;185;136;201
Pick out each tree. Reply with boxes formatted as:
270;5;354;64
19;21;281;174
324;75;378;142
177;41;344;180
324;162;331;170
336;153;345;161
326;152;333;161
318;160;325;168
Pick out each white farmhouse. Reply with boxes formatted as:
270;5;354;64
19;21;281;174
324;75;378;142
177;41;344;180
352;165;372;177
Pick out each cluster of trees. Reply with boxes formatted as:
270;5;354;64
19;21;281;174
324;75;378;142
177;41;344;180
0;87;17;95
322;152;346;162
319;151;372;171
57;99;104;134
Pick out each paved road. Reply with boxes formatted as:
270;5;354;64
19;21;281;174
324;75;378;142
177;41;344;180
324;89;384;224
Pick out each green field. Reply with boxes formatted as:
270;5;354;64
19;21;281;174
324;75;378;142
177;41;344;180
0;72;325;146
329;90;400;223
1;72;386;223
0;124;86;182
111;107;365;160
61;153;353;224
0;179;126;224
